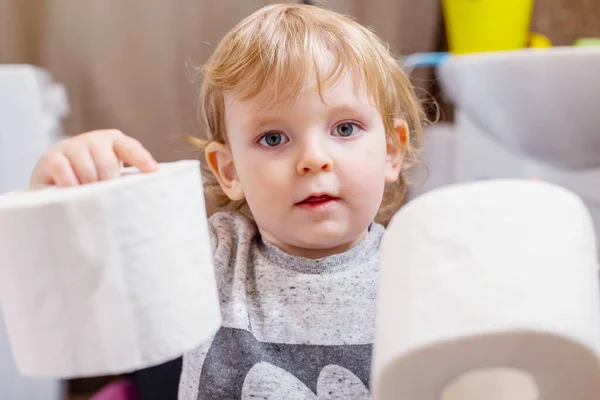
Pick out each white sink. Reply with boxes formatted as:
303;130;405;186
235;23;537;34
438;47;600;170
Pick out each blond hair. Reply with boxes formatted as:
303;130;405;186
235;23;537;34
188;3;427;226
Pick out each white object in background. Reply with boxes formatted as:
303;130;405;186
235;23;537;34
438;47;600;170
0;65;69;195
0;64;69;400
373;180;600;400
0;160;221;378
406;123;458;200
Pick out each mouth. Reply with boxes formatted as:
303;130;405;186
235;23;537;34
296;194;340;212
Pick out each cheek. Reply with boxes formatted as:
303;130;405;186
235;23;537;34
339;135;388;198
235;152;292;203
347;134;387;178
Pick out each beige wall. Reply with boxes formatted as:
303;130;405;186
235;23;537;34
532;0;600;45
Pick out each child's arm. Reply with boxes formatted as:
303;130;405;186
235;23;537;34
30;129;158;187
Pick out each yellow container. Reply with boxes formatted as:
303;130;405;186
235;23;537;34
442;0;537;54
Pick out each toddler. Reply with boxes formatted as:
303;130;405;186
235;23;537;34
30;4;426;399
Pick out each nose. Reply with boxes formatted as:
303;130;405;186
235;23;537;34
296;139;333;175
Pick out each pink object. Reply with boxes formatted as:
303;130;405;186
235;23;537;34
90;379;136;400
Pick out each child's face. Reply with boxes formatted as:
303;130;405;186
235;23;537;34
208;65;406;258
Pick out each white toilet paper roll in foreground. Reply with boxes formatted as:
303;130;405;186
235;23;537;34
373;180;600;400
0;160;221;378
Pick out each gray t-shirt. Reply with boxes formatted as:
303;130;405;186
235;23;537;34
178;211;384;400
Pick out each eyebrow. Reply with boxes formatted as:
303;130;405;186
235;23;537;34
327;103;373;118
243;102;374;132
244;116;283;133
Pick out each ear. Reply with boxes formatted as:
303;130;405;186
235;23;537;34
384;119;409;183
205;141;245;201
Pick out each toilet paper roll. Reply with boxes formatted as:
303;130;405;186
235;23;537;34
373;180;600;400
0;160;221;378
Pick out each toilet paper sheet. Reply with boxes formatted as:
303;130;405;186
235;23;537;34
0;160;221;378
373;179;600;399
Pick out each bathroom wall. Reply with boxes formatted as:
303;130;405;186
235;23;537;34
532;0;600;45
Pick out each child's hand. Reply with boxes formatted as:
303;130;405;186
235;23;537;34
30;129;158;187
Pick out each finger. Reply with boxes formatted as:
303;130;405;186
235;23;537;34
64;147;100;184
113;135;158;173
90;141;121;181
31;155;57;187
46;152;80;187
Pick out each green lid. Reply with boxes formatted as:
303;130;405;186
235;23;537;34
574;38;600;47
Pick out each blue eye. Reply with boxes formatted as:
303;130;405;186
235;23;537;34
332;122;361;138
259;132;289;147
